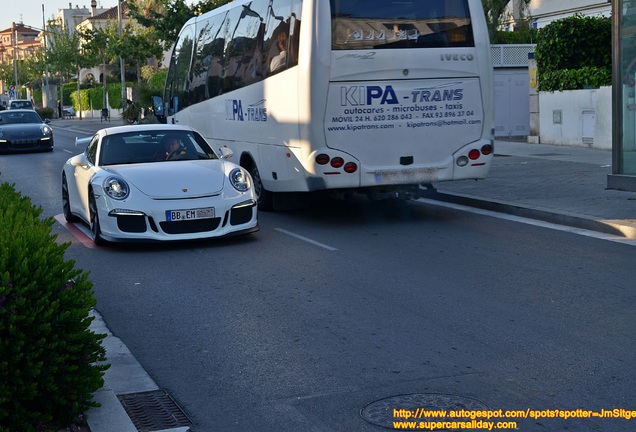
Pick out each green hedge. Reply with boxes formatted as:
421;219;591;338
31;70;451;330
539;66;612;92
535;14;611;91
67;83;133;111
0;183;109;431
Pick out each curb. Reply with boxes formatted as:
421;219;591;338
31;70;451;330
429;191;636;240
88;310;191;432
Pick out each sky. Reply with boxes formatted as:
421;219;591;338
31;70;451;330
0;0;119;32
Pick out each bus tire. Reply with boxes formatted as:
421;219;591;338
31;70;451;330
248;163;273;211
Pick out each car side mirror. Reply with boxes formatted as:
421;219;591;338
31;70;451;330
219;147;233;159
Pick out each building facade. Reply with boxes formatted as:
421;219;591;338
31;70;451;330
0;23;42;94
0;2;111;99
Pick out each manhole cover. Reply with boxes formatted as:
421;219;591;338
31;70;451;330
361;393;489;430
118;389;193;432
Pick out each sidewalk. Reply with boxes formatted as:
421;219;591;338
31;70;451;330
434;140;636;239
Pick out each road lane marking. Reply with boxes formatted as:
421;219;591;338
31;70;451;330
54;214;98;249
418;198;636;247
275;228;338;251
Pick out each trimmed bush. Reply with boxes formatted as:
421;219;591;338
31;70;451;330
0;183;109;432
535;14;611;91
36;107;55;120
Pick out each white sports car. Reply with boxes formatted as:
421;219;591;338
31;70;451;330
62;124;258;244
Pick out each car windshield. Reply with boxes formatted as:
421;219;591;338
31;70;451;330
0;111;43;124
99;130;220;166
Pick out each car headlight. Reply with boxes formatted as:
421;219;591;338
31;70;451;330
40;125;52;136
229;168;251;192
103;176;130;200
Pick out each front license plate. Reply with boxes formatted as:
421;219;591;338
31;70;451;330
166;207;215;221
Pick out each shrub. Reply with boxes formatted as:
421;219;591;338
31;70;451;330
59;83;78;106
535;14;611;91
492;28;538;45
36;107;55;120
70;90;91;113
0;183;109;432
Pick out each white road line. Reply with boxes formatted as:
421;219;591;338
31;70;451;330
275;228;338;251
418;198;636;247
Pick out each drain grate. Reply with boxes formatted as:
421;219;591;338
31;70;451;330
361;393;489;430
117;389;193;432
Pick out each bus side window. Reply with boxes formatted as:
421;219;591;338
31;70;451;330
223;1;270;92
166;23;195;113
287;0;302;69
265;0;293;76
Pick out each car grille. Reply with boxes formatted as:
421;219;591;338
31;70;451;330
230;205;253;226
7;138;52;150
159;218;221;234
117;215;147;233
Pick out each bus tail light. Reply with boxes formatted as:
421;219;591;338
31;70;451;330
316;154;330;165
468;149;481;160
330;157;344;168
344;162;358;173
481;143;494;155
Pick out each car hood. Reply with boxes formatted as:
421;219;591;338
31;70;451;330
105;160;227;198
0;123;46;137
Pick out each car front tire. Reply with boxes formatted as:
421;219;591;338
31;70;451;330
62;174;80;223
248;162;273;211
89;189;106;245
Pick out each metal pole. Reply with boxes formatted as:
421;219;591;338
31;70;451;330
12;23;18;89
42;5;50;108
118;0;126;112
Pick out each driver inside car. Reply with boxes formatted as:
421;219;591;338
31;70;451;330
154;134;187;161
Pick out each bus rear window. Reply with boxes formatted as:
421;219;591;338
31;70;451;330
330;0;474;50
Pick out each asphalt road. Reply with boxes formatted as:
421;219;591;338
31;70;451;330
1;128;635;432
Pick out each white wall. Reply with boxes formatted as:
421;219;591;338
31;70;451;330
502;0;611;30
538;87;611;150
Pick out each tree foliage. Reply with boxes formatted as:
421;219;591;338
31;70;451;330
46;25;82;82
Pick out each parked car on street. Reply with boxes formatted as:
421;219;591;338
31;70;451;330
61;124;259;244
0;109;53;152
8;99;34;110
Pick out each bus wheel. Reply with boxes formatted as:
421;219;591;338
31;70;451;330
248;163;273;211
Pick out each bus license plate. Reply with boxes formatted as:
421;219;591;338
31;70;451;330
166;207;215;222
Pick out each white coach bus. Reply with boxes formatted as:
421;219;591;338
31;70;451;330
153;0;495;210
